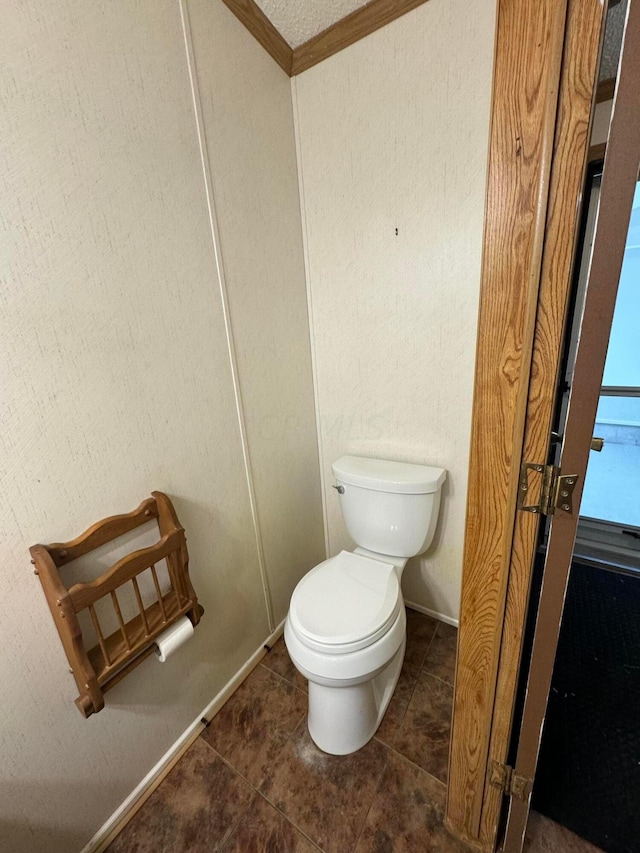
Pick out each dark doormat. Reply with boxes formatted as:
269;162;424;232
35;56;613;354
532;561;640;853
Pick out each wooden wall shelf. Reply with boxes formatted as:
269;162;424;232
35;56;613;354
30;492;202;717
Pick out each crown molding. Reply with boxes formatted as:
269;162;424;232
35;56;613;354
221;0;431;78
291;0;431;75
221;0;292;74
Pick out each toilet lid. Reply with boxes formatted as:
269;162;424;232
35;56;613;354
289;551;401;651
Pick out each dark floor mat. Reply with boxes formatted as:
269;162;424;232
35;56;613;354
532;561;640;853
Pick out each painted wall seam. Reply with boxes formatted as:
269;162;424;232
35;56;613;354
179;0;275;631
292;75;331;558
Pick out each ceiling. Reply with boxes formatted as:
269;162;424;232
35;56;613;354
600;0;626;81
254;0;367;47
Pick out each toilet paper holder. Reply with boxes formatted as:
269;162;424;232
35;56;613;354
30;491;203;717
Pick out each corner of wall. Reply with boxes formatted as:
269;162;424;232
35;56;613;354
179;0;275;632
291;74;331;560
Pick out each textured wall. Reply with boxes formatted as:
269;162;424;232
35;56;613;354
255;0;366;47
294;0;496;621
0;1;319;850
599;0;626;81
186;0;325;623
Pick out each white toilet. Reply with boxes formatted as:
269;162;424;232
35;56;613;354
284;455;446;755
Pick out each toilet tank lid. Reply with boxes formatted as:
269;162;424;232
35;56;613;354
332;456;446;494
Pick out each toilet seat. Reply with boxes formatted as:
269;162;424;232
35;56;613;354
289;551;401;654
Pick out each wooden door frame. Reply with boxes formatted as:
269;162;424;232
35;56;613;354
445;0;608;849
503;1;640;846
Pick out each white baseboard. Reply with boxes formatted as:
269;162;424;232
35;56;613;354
405;600;459;628
82;619;286;853
83;603;455;852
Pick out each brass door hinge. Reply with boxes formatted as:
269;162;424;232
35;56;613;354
489;760;532;801
517;463;579;515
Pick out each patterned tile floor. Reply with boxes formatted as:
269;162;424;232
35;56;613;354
106;609;599;853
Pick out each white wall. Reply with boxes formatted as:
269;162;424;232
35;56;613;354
0;2;320;851
294;0;496;621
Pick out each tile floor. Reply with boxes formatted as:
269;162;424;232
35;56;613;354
106;609;600;853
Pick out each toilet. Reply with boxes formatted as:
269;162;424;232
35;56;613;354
284;455;446;755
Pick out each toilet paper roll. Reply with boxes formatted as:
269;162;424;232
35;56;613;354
154;616;194;662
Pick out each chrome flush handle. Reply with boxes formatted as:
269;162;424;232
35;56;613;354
332;485;345;494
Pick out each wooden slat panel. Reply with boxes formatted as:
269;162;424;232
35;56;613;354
150;564;168;622
290;0;430;76
478;0;607;846
47;497;158;566
87;592;191;683
220;0;292;74
68;530;181;611
152;490;200;626
31;491;200;717
88;603;111;667
131;576;151;636
445;0;569;845
100;645;157;696
111;590;132;651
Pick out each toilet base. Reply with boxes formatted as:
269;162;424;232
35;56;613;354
306;636;406;755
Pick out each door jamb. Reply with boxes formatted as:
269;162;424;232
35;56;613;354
478;0;609;846
503;1;640;846
445;0;608;849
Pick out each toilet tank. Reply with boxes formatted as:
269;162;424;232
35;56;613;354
331;456;446;558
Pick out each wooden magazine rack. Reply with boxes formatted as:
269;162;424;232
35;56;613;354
30;491;202;717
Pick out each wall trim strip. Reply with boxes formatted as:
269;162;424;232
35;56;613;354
220;0;292;74
446;0;570;844
81;620;286;853
290;0;431;75
478;0;608;845
180;0;275;631
291;77;330;559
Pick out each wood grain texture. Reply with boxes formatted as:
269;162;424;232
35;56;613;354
290;0;431;75
504;4;640;844
479;0;607;847
220;0;292;73
31;493;201;717
47;497;159;566
29;544;105;716
445;0;569;846
67;530;181;610
88;594;193;684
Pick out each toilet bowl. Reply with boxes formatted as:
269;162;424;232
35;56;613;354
285;455;446;755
